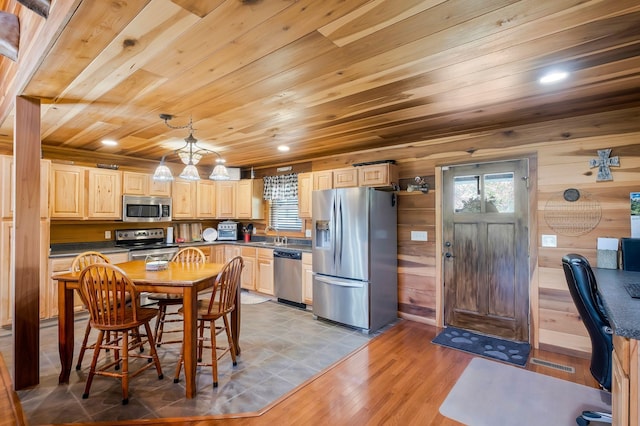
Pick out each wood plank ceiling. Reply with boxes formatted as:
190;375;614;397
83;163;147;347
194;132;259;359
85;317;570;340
1;0;640;171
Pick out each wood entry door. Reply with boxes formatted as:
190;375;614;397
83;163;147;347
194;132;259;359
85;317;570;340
442;159;529;342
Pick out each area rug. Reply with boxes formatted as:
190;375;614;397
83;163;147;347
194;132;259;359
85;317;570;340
439;357;611;426
432;326;530;367
240;291;272;305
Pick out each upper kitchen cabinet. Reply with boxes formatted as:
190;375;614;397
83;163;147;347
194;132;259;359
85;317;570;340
51;164;121;220
1;156;50;219
216;181;237;219
172;178;197;219
122;171;171;197
313;170;333;190
87;168;122;219
333;167;358;188
196;180;216;218
358;163;398;188
237;179;264;219
298;172;312;219
50;164;86;219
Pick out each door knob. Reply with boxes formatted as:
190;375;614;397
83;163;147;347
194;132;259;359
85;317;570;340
445;252;455;258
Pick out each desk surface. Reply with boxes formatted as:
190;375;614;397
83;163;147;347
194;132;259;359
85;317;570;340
594;268;640;340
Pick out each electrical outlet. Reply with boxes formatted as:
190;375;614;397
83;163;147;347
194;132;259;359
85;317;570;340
305;229;312;238
541;234;557;247
104;230;111;239
411;231;428;241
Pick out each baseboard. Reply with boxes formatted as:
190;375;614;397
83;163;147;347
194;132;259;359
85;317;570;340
398;312;436;327
538;342;591;360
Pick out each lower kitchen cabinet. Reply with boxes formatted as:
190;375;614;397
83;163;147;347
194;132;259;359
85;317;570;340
47;251;129;319
241;247;257;290
612;335;639;426
302;252;313;305
257;248;274;295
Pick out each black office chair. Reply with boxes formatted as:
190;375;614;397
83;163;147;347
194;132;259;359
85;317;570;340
562;254;612;426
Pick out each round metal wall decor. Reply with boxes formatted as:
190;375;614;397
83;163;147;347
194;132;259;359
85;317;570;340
544;190;601;236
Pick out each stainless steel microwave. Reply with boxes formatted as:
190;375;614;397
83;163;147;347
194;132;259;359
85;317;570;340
122;195;172;222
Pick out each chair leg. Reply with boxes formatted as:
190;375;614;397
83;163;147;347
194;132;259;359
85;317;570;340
210;319;218;388
143;322;164;379
222;315;237;366
173;344;184;383
154;302;167;346
83;330;104;399
121;330;129;405
76;319;93;370
197;320;205;362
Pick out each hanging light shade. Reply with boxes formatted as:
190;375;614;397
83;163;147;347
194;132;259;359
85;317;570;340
152;155;174;181
209;157;230;180
153;114;230;182
179;162;201;180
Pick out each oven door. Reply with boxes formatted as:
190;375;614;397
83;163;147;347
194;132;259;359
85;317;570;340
128;247;179;261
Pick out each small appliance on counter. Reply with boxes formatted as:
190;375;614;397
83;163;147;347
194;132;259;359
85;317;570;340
217;220;239;240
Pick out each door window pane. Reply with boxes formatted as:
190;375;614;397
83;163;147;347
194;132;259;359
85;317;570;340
454;175;481;213
484;172;514;213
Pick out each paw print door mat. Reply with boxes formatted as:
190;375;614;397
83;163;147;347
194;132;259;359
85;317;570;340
432;326;530;367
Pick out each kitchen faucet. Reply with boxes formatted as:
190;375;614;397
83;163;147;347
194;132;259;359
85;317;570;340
265;226;286;245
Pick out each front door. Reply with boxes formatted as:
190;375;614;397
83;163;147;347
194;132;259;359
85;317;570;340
442;159;529;342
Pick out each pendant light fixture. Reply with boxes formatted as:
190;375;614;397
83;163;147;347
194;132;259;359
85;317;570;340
152;114;230;181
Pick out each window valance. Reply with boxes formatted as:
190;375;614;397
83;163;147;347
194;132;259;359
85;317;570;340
263;173;298;201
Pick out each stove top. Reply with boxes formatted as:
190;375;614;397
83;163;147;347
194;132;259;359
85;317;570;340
114;228;176;249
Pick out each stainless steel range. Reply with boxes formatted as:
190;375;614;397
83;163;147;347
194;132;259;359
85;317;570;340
115;228;179;261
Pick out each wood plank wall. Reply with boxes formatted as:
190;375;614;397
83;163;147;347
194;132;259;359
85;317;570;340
311;105;640;356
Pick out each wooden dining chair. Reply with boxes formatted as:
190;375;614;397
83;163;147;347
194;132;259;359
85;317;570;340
71;251;112;371
79;263;163;405
173;255;243;388
147;247;207;346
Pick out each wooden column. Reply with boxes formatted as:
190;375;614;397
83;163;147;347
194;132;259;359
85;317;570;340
13;96;41;390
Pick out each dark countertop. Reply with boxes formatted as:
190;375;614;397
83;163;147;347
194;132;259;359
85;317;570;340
50;239;311;258
593;268;640;340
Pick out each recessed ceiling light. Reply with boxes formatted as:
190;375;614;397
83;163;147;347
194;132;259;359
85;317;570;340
539;70;569;85
101;139;118;146
277;145;290;152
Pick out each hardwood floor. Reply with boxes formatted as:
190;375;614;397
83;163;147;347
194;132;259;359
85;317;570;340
65;320;594;426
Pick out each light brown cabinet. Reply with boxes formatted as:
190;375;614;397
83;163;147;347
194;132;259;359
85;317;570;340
51;164;122;219
196;180;216;218
333;167;358;188
122;171;171;197
236;179;264;219
314;170;333;190
302;252;313;305
172;178;197;219
216;181;237;219
1;156;50;219
612;335;639;426
50;164;85;218
87;168;122;219
257;248;274;295
358;163;398;187
298;172;313;219
241;247;257;290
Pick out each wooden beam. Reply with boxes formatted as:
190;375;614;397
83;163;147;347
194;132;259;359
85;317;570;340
0;11;19;62
12;96;40;390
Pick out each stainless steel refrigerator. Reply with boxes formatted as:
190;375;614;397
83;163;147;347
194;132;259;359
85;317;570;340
312;187;398;333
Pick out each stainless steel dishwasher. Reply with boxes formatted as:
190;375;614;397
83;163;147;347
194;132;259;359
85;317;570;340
274;249;305;308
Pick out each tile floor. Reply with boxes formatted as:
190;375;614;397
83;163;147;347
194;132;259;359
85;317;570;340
0;296;374;425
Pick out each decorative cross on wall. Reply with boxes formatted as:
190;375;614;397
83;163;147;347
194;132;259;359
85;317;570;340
589;149;619;181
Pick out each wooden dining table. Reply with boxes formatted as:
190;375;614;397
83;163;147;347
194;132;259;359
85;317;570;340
53;260;241;398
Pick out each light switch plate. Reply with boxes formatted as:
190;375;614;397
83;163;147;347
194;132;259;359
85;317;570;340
104;230;111;239
411;231;428;241
541;234;557;248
